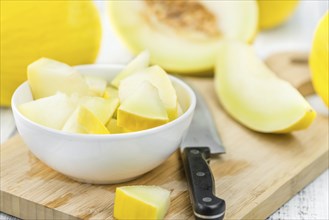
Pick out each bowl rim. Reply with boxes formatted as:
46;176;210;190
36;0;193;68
11;64;196;140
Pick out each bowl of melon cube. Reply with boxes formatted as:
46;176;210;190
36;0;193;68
11;52;196;184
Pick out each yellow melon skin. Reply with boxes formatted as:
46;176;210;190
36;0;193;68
258;0;299;29
309;12;329;107
114;186;170;220
0;1;101;106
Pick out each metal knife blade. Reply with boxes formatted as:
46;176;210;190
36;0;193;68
181;89;225;154
180;87;226;220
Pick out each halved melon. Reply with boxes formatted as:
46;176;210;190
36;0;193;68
214;40;316;133
108;1;258;74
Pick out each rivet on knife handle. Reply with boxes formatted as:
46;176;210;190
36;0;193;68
182;147;226;220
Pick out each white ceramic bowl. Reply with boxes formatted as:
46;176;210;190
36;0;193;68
11;64;196;184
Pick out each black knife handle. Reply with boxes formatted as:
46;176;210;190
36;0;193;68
182;147;226;220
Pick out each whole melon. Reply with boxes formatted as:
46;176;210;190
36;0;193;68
309;12;329;107
1;1;101;106
258;0;299;29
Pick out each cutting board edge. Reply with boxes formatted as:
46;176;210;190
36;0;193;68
235;149;329;219
2;149;327;220
0;191;79;220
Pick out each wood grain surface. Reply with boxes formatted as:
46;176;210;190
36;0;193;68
1;53;328;219
265;52;314;96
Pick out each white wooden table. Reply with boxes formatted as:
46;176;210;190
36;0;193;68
1;1;328;219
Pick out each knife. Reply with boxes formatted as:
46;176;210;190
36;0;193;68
181;88;226;220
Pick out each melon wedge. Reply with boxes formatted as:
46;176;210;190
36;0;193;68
84;75;107;97
80;96;119;125
103;86;118;100
106;119;126;134
78;106;109;134
63;96;119;134
114;185;170;220
117;82;168;131
28;58;89;99
62;107;87;134
214;41;316;133
108;1;258;74
119;65;178;120
19;92;76;130
111;50;150;88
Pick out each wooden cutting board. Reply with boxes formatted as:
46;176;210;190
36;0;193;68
1;53;328;219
